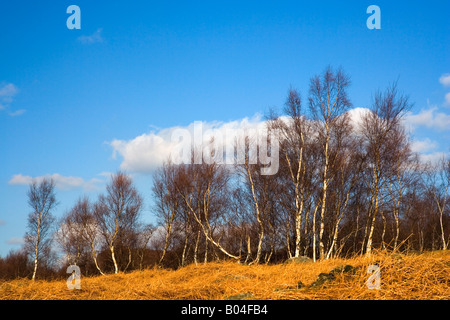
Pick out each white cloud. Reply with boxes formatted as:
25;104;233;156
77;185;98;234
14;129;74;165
109;115;269;173
9;173;105;191
0;83;18;98
0;82;26;116
410;138;439;154
346;107;372;132
445;93;450;107
6;237;24;245
78;28;104;44
109;107;450;174
97;171;114;178
417;152;449;165
8;109;26;117
439;74;450;87
405;106;450;132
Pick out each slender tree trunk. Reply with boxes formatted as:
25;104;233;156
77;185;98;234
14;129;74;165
318;125;330;260
366;165;380;256
419;230;424;253
361;213;369;256
159;221;174;265
388;179;402;250
31;217;41;281
303;205;310;256
394;213;400;249
366;210;377;256
204;234;208;263
312;204;319;262
181;232;189;267
89;239;104;275
354;207;360;254
254;229;264;264
285;215;292;259
266;220;274;264
124;247;132;272
246;162;264;264
110;246;119;274
245;234;252;264
285;142;305;258
439;210;447;250
92;248;104;275
366;209;377;256
294;206;303;258
194;230;200;265
381;212;386;250
326;220;339;260
433;182;449;250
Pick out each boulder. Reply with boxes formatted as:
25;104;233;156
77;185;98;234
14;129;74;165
309;273;335;288
329;264;357;275
297;280;306;289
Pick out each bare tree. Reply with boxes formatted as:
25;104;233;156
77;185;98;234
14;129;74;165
360;82;411;255
135;223;155;270
152;161;180;265
325;115;362;259
241;153;278;264
94;172;143;274
308;66;352;260
24;178;57;281
56;206;88;267
69;197;105;275
0;249;32;280
270;89;309;258
423;158;450;250
175;161;239;260
383;127;417;250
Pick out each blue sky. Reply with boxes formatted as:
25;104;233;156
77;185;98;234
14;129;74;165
0;0;449;256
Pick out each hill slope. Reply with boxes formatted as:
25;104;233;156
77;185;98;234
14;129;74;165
1;250;449;300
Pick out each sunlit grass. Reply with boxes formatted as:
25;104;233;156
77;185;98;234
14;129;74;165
1;250;448;300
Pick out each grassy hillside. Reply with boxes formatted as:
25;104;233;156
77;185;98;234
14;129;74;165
1;250;448;300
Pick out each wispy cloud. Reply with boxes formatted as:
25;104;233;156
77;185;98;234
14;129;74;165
0;83;18;98
6;237;24;245
77;28;104;44
405;106;450;132
440;73;450;107
439;74;450;87
0;82;26;116
9;173;106;192
445;93;450;107
8;109;26;117
410;138;439;154
418;152;449;165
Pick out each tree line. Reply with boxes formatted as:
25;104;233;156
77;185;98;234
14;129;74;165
1;67;449;280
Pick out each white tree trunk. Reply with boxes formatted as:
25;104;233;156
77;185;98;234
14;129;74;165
110;246;119;274
31;212;42;281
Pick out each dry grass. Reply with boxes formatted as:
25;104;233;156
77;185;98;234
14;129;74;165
1;250;449;300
